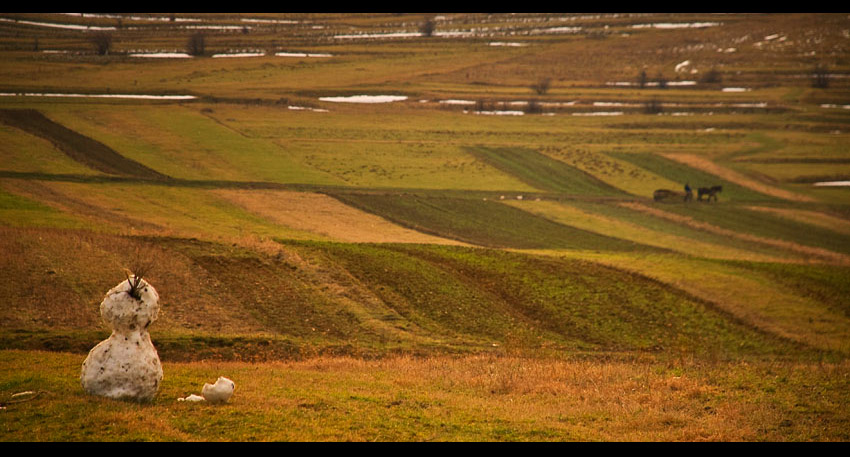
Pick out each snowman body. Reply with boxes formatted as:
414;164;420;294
81;277;163;401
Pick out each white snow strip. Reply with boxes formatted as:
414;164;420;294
212;52;266;58
0;92;196;100
288;106;329;112
572;111;624;116
130;53;193;58
241;18;299;24
0;17;117;31
275;52;333;57
439;99;476;105
813;181;850;187
722;87;751;92
488;42;526;47
334;31;422;39
319;95;408;103
632;22;721;29
471;110;525;116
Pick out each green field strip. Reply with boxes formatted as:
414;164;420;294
328;192;657;251
0;184;92;230
0;109;169;180
465;146;626;196
658;203;850;257
547;251;850;354
298;242;799;355
563;199;807;261
502;199;790;262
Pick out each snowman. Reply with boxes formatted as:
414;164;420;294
81;274;163;402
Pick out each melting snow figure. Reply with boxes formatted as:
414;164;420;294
81;276;163;401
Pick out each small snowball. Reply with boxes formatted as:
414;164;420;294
202;377;236;404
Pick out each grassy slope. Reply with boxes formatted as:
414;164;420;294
3;350;849;441
1;13;849;441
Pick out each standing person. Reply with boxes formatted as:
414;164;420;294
684;183;693;202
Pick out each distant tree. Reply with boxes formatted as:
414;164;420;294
531;77;552;95
700;67;722;84
644;97;663;114
187;32;206;56
656;72;668;89
420;17;436;37
637;69;648;89
90;32;113;56
812;64;830;89
525;100;543;114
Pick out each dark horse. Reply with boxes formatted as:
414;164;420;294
697;185;722;202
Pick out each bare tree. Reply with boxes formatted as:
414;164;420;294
531;77;552;95
187;32;206;57
700;67;722;84
90;32;113;56
812;64;830;89
644;97;663;114
420;17;436;37
637;69;648;89
525;100;543;114
656;72;668;89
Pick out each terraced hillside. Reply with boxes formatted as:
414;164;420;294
1;13;849;441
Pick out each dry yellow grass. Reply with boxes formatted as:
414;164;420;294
212;189;467;245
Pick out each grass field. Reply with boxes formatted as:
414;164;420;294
1;13;849;442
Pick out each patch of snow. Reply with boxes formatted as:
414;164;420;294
470;110;525;116
334;31;422;39
675;60;691;73
593;101;639;107
212;52;266;58
489;41;527;47
130;52;193;58
731;102;768;108
813;181;850;187
722;87;751;92
319;95;408;103
241;18;299;24
821;104;850;109
632;22;721;29
439;99;476;105
275;52;332;57
0;92;196;100
182;25;249;31
528;26;582;35
0;17;117;31
572;111;624;116
178;394;205;402
288;106;329;113
202;377;236;404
